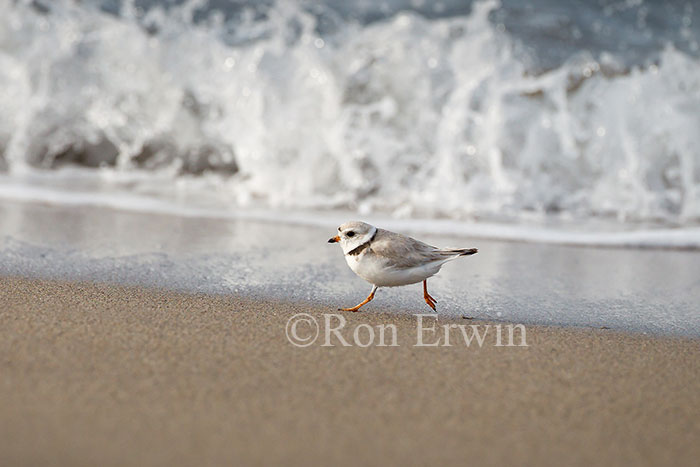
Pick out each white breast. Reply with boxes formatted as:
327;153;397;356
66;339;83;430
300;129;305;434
345;250;444;287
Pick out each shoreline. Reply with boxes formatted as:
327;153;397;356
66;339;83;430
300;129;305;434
1;276;699;466
1;199;699;337
0;272;684;341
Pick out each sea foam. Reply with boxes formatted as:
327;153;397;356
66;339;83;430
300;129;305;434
0;0;699;230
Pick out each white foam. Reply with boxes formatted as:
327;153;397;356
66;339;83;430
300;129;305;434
0;171;697;250
1;0;699;226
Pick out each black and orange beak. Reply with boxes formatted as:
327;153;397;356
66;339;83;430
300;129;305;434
328;235;340;243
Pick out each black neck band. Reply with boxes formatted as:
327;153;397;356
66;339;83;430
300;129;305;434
347;229;377;256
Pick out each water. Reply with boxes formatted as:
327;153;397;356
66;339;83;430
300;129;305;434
1;199;698;336
1;0;700;242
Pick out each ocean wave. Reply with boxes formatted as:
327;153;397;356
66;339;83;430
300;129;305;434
1;0;699;226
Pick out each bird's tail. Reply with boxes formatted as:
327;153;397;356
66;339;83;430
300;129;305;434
441;248;478;257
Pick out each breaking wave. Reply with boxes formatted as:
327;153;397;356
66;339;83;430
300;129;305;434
1;0;699;227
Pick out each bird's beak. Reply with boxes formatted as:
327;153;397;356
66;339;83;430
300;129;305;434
328;235;340;243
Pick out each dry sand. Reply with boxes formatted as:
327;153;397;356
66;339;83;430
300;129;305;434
0;276;699;466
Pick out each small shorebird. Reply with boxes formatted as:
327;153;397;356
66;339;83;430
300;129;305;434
328;221;477;312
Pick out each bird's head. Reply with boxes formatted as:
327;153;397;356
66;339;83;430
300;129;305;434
328;221;377;255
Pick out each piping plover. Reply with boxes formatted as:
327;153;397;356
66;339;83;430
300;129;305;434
328;221;478;312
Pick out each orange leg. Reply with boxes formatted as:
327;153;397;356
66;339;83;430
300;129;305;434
423;280;437;311
339;285;378;312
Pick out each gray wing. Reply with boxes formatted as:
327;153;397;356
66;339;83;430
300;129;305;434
368;229;449;269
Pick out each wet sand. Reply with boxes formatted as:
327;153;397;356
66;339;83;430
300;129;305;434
1;199;699;336
1;276;698;466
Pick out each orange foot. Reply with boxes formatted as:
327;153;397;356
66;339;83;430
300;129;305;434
423;280;437;311
339;286;377;312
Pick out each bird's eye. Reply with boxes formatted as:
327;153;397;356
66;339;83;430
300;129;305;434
347;231;355;237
